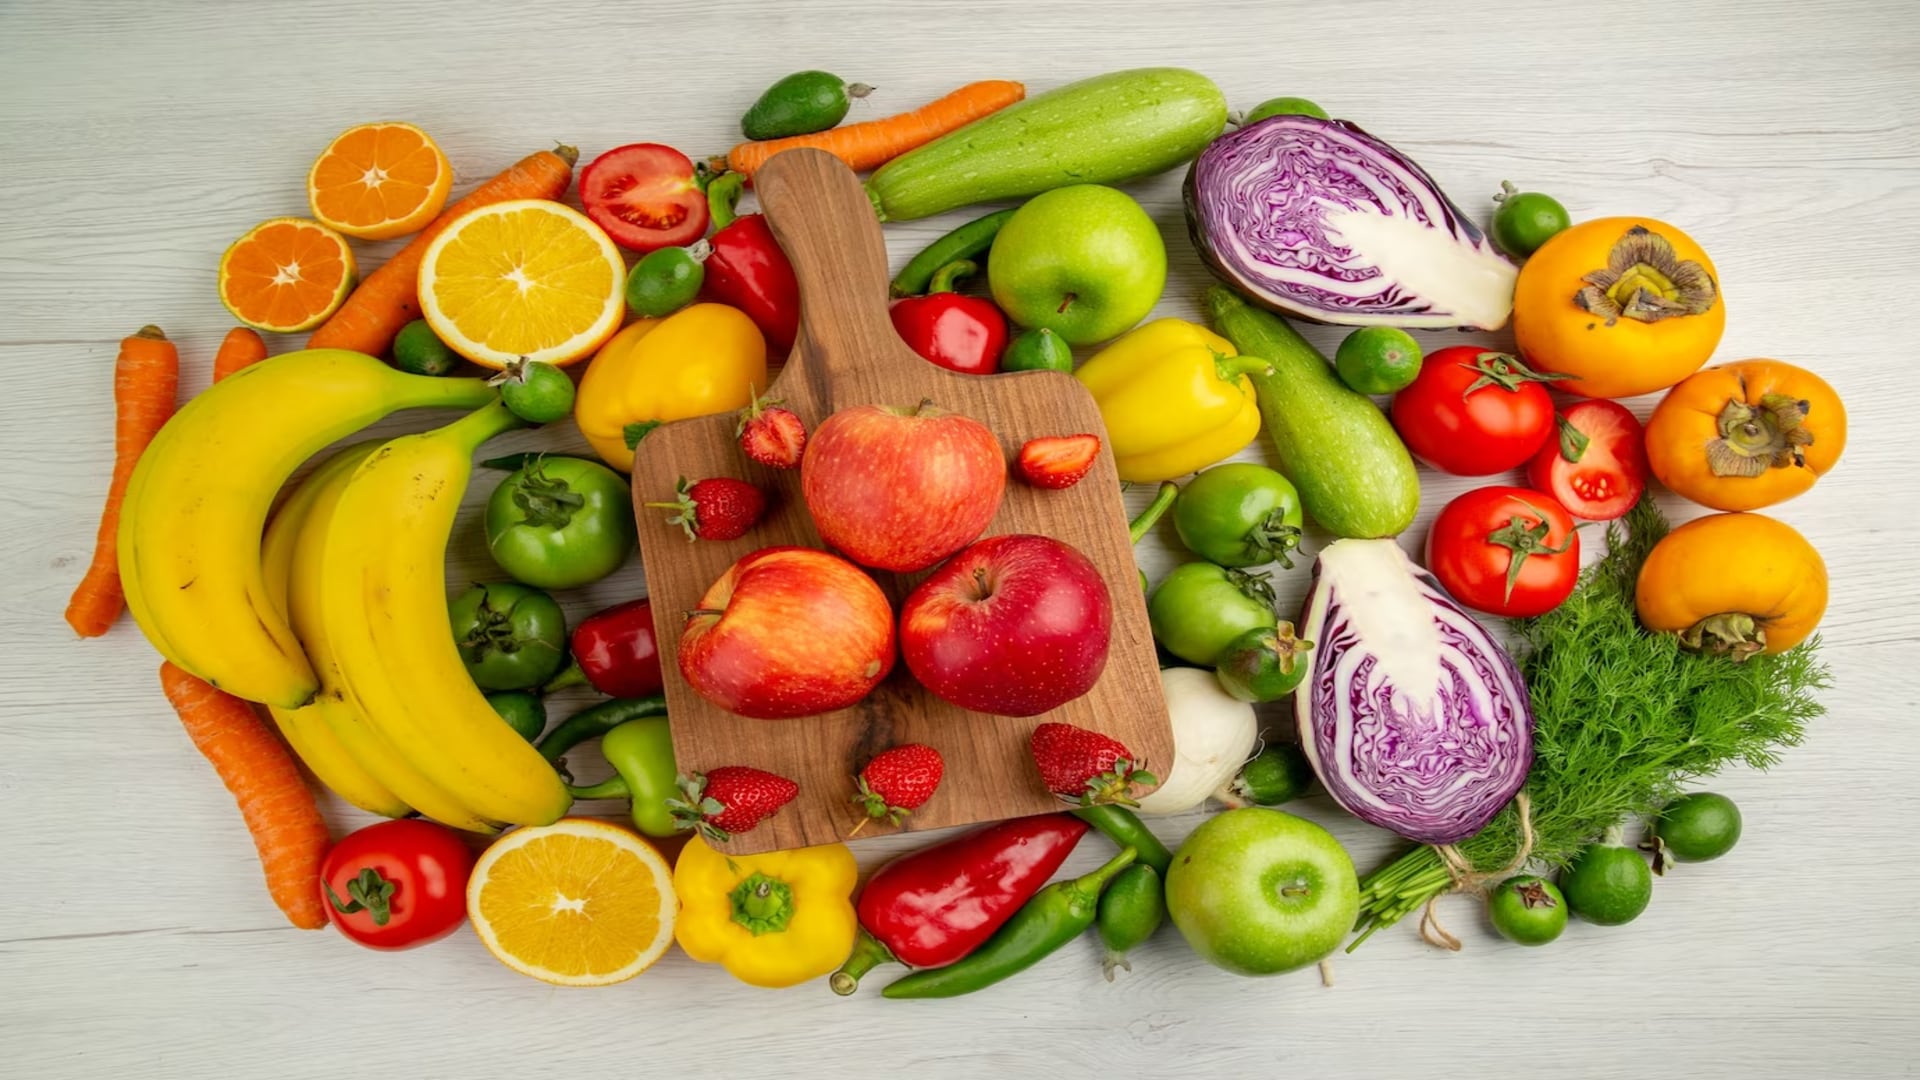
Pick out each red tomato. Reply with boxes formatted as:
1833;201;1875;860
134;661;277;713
1425;485;1579;617
319;819;474;950
1526;400;1649;520
579;143;709;253
1390;346;1563;475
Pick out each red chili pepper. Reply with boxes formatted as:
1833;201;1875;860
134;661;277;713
829;813;1088;995
888;259;1008;375
702;212;800;353
543;598;663;699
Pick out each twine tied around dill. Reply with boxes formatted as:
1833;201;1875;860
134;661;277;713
1418;792;1536;951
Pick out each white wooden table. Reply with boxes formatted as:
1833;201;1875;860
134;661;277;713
4;2;1915;1076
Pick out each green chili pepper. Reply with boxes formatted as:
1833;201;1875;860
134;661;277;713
882;848;1136;999
889;208;1017;298
565;716;682;838
707;171;746;231
1097;864;1165;981
535;696;668;769
1072;803;1172;876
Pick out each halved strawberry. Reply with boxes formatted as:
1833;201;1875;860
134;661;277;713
737;391;807;470
1017;434;1100;490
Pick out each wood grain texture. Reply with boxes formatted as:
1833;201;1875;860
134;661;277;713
632;149;1170;853
3;1;1918;1078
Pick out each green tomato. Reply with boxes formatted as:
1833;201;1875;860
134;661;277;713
485;691;548;742
1491;182;1572;258
1213;623;1312;703
1561;835;1653;926
1171;463;1304;569
485;456;637;589
392;319;460;376
1486;875;1568;946
1148;562;1278;666
1000;327;1074;372
450;583;568;692
496;361;576;425
1652;792;1741;864
1244;96;1330;123
1333;327;1423;395
625;244;707;318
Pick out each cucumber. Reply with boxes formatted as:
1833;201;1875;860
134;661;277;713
865;68;1228;222
741;71;869;140
1205;287;1420;539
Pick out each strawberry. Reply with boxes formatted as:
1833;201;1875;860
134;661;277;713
648;476;764;541
1028;722;1157;807
1017;434;1100;490
669;766;798;843
736;392;808;469
851;744;945;831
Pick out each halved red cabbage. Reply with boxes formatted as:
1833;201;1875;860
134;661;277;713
1185;116;1517;330
1295;539;1532;845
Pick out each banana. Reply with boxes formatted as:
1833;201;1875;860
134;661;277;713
270;442;498;833
259;443;413;819
321;402;572;827
117;349;496;707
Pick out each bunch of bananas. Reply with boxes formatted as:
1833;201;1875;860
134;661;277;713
119;349;572;830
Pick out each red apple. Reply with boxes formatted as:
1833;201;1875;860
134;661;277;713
678;546;895;719
801;401;1006;573
899;534;1114;717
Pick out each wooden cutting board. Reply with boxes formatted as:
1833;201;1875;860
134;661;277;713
628;147;1171;854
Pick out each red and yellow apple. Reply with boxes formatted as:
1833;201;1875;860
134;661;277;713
800;401;1006;573
899;534;1114;716
678;546;895;719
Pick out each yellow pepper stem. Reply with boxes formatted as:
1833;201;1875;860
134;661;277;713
729;872;795;936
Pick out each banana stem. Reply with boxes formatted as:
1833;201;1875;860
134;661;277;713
444;399;528;451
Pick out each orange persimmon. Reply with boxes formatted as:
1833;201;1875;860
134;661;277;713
1636;512;1827;659
1645;359;1846;512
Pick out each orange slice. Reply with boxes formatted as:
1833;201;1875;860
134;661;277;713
306;121;452;241
417;199;627;370
217;218;357;333
466;818;676;986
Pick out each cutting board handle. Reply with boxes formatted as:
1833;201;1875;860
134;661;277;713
755;148;910;384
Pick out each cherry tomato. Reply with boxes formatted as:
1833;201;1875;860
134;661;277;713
1424;485;1579;617
579;143;709;253
1525;400;1649;521
319;820;475;950
1390;346;1565;475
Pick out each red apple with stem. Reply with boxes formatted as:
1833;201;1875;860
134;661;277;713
801;400;1006;573
900;534;1114;717
679;546;896;719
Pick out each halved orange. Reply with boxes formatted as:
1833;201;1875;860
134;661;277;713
217;218;357;333
417;199;626;369
466;818;677;986
306;121;452;241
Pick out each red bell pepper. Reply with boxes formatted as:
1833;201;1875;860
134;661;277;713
889;260;1008;375
700;180;799;353
828;813;1088;995
542;598;663;699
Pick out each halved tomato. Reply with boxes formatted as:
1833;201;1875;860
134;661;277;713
1525;399;1649;520
579;143;709;253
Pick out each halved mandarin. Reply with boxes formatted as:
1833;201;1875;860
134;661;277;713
306;121;452;241
216;217;356;333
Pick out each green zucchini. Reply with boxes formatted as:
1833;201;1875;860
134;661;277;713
865;68;1228;222
1205;287;1420;539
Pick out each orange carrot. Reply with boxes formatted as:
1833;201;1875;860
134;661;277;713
160;662;330;929
210;326;269;382
307;144;579;357
65;326;179;637
726;80;1025;180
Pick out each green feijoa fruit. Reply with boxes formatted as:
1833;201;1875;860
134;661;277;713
1000;327;1074;372
1487;875;1568;946
1651;792;1742;866
496;360;576;425
625;243;708;318
1491;181;1572;258
1097;863;1166;981
1561;834;1653;926
1220;744;1314;807
392;318;461;376
741;70;872;140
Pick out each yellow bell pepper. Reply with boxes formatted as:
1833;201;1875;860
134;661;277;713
1073;318;1270;482
672;836;858;989
574;302;768;471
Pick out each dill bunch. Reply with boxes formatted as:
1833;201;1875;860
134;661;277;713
1351;499;1830;947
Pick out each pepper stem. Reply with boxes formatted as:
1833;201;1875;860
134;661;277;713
830;929;896;996
1128;481;1180;544
927;259;977;295
728;873;796;936
1214;353;1275;383
567;775;630;800
541;661;589;694
1072;847;1139;899
1678;611;1768;662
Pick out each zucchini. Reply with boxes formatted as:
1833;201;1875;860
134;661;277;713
1205;287;1420;539
866;68;1227;222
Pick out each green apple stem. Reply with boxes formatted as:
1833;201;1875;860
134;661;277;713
1057;292;1076;314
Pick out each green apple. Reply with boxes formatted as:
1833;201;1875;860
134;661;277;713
987;185;1166;346
1165;808;1359;976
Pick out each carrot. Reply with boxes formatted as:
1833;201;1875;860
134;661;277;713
65;326;179;638
210;326;269;382
160;662;330;929
725;80;1025;180
307;144;580;357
